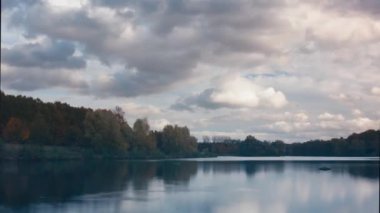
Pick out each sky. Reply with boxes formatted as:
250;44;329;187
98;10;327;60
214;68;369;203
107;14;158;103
1;0;380;142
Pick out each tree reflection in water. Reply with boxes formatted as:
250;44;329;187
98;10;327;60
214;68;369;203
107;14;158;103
0;159;378;209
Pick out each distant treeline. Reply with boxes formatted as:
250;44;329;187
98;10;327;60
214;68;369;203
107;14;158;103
199;130;380;156
0;91;379;159
0;91;197;158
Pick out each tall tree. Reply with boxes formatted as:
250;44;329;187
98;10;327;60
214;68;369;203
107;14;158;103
160;125;197;155
84;110;130;151
132;118;156;152
3;117;30;143
30;113;52;144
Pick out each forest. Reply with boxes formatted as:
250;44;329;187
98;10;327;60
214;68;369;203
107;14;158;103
0;91;197;159
0;91;379;160
199;130;379;157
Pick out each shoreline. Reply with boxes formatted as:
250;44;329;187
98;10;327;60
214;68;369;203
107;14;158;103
0;143;216;161
1;144;378;161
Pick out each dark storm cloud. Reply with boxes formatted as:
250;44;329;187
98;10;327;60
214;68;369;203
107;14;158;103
2;40;86;69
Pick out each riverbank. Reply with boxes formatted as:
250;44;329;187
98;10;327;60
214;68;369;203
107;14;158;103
0;144;215;161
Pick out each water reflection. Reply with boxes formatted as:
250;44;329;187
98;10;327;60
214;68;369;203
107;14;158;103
0;159;378;213
0;161;199;207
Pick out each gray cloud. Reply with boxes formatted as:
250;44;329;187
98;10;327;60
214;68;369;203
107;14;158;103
92;45;201;97
95;67;195;97
91;0;160;14
1;0;40;10
321;0;380;18
3;0;289;97
16;6;112;49
171;89;221;111
2;0;380;142
2;66;88;91
2;40;86;69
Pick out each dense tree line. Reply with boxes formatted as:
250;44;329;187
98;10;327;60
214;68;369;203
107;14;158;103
199;130;380;157
0;92;197;157
1;91;379;158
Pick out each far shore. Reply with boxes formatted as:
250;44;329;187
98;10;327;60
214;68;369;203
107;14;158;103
1;144;378;161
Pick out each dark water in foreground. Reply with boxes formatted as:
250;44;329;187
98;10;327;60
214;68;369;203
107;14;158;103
0;157;379;213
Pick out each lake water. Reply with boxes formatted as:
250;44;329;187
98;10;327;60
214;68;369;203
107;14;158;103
0;157;379;213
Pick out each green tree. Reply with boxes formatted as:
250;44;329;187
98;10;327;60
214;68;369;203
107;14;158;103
160;125;197;155
131;118;156;152
30;113;53;144
84;110;129;151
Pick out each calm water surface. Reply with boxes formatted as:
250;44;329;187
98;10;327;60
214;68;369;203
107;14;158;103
0;157;379;213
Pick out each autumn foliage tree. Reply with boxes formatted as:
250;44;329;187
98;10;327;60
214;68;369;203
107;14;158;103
3;117;30;143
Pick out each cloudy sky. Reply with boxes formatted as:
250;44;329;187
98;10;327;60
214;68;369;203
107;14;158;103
1;0;380;142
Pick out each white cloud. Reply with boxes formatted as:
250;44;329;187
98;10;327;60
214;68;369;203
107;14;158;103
295;112;309;122
149;119;170;131
121;102;161;117
318;121;343;130
268;112;311;133
352;109;363;117
317;112;345;129
210;76;260;108
43;0;88;9
349;117;379;131
271;121;293;133
173;74;288;110
371;86;380;95
210;75;288;109
330;93;349;101
318;112;345;121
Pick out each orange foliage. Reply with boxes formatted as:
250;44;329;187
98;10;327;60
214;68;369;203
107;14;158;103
21;128;30;140
3;117;30;143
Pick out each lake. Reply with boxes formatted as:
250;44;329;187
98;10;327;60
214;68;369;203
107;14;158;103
0;157;379;213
